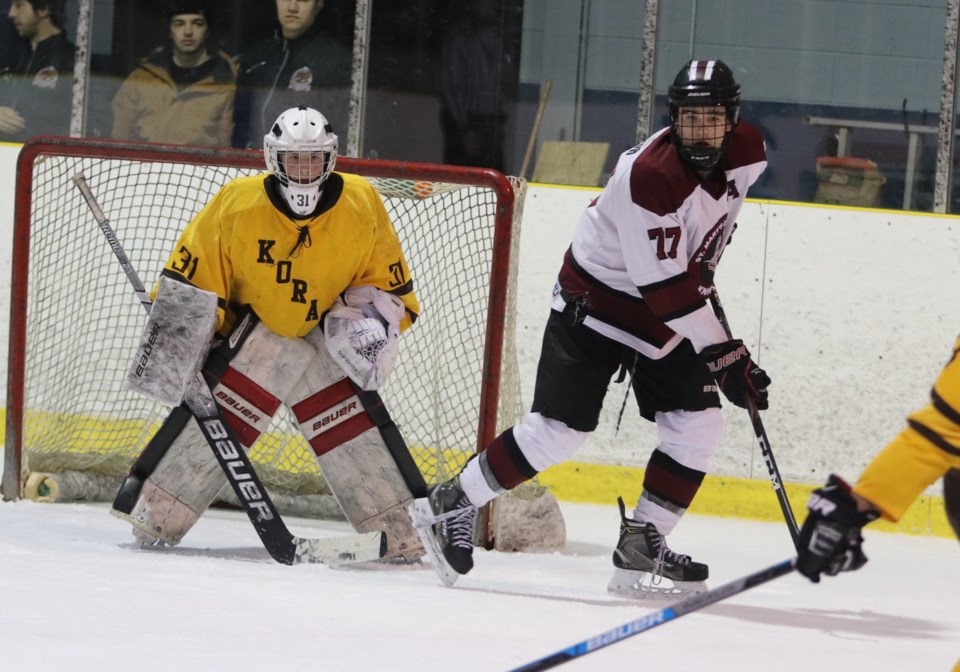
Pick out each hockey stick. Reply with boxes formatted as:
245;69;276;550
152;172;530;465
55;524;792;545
709;291;800;548
72;173;385;566
507;558;796;671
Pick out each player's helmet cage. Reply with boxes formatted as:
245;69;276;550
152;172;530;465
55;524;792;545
668;59;741;170
264;106;338;216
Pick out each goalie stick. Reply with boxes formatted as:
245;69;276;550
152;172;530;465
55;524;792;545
72;173;385;566
709;290;800;548
507;558;796;671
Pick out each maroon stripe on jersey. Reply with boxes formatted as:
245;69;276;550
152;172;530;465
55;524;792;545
221;410;261;448
482;429;537;489
291;379;355;423
219;368;282;416
558;248;676;347
642;449;705;509
307;414;376;457
638;273;707;322
628;134;700;216
723;121;766;170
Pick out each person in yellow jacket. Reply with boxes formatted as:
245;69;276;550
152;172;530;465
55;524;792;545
111;106;426;562
110;2;236;147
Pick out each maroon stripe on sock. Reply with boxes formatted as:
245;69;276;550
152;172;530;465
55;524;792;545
483;429;537;489
219;367;282;415
642;450;705;509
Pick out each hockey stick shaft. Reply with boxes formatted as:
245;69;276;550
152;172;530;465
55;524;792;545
71;175;153;311
508;558;796;671
72;173;384;565
709;291;800;548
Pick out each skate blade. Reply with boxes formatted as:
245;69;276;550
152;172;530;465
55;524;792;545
408;498;460;587
607;567;707;601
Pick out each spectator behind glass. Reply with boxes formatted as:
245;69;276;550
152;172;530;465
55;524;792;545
439;0;507;171
232;0;351;149
0;0;74;143
111;1;237;146
0;0;29;71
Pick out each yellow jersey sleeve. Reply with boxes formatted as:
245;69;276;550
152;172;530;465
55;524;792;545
156;185;232;329
346;177;419;331
854;336;960;520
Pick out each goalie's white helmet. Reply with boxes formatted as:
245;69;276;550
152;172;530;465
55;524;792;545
264;106;338;216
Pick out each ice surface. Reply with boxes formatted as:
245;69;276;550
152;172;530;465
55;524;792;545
0;499;956;671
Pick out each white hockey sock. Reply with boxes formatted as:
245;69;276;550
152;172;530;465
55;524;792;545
458;456;499;507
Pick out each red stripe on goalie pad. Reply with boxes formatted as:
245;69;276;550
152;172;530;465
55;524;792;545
221;410;261;448
307;414;375;457
292;379;375;456
219;367;283;416
291;379;355;421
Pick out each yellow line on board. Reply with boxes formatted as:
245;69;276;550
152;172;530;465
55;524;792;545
537;460;953;539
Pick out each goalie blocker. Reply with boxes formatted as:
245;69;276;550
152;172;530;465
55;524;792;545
113;300;427;561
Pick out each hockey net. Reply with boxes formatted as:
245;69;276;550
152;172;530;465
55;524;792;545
3;138;563;549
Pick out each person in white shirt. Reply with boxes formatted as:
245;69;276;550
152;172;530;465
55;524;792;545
411;59;770;596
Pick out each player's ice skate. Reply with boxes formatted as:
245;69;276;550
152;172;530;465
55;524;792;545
607;497;708;599
408;477;477;586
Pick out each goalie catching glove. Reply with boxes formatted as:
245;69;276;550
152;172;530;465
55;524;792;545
324;286;406;390
698;339;771;410
796;474;879;583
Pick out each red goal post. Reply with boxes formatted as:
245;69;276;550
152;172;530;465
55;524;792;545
3;137;530;543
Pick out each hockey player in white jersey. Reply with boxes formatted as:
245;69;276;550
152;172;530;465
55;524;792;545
411;59;770;593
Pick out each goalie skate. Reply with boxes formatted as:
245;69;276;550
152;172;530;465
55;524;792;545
606;497;708;600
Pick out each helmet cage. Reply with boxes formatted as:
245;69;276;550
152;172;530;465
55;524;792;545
264;106;338;215
667;60;741;170
264;118;337;188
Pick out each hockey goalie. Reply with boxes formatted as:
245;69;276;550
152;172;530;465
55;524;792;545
111;106;426;562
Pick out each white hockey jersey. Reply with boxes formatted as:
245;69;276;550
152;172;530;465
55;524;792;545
553;122;767;359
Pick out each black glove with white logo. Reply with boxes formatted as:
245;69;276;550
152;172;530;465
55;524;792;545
796;474;879;583
698;339;771;410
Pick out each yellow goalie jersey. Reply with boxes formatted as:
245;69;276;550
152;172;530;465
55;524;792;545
157;172;420;338
854;336;960;521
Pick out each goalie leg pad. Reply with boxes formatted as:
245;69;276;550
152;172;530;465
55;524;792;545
114;314;312;545
289;328;426;561
113;417;228;546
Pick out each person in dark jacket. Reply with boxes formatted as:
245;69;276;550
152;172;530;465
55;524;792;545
111;2;237;146
0;0;74;142
232;0;351;149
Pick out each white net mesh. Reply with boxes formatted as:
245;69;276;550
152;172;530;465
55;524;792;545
9;144;527;509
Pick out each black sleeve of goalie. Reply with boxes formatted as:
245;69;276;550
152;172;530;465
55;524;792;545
352;386;429;498
202;305;260;380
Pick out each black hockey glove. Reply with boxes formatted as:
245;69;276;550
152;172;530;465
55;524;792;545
796;474;879;583
698;339;771;410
